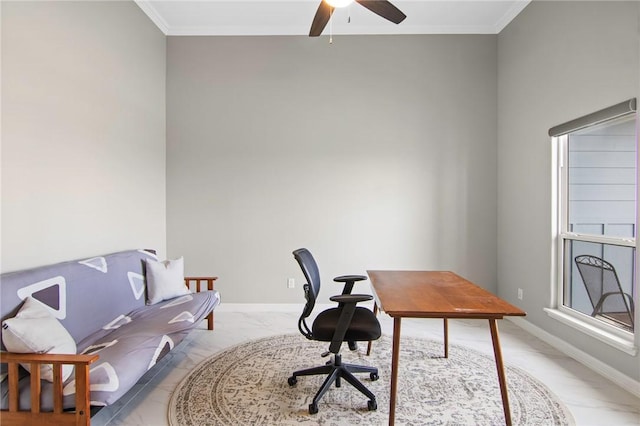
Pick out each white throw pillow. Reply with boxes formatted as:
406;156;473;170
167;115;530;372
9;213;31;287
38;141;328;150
145;257;190;305
1;297;76;382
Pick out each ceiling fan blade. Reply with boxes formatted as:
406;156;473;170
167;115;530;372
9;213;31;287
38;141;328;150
309;1;334;37
356;0;406;24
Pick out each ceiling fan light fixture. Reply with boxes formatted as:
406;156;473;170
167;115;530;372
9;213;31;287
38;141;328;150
325;0;354;8
310;0;406;37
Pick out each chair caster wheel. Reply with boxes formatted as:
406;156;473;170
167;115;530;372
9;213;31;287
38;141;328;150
367;400;377;411
309;403;319;414
370;372;379;381
288;376;297;386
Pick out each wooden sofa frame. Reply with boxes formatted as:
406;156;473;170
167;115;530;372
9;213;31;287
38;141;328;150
0;276;217;426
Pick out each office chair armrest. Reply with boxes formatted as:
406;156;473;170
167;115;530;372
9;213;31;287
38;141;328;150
334;275;367;295
329;294;373;304
327;294;373;354
334;275;367;283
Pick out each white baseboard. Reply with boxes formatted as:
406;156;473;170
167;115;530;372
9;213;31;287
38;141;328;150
215;301;375;313
215;303;302;313
508;316;640;399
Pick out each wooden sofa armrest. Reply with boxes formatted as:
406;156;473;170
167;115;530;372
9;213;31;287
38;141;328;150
1;351;99;426
184;276;218;331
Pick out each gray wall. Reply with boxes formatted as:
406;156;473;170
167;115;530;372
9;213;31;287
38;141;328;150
497;1;639;380
1;1;167;272
167;35;498;304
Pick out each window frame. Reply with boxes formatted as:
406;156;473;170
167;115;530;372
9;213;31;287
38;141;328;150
548;99;638;355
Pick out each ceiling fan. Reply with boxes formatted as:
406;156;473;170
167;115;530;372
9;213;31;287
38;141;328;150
309;0;407;37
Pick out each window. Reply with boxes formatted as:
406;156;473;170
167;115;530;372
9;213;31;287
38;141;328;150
549;99;637;352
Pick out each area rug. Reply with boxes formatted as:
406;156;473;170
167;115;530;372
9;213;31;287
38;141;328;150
169;334;574;425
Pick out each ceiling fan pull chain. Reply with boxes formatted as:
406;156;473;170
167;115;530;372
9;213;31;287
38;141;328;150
329;12;333;44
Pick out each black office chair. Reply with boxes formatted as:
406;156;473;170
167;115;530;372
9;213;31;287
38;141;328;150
288;248;381;414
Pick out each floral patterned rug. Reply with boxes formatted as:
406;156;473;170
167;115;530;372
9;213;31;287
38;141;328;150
169;333;574;425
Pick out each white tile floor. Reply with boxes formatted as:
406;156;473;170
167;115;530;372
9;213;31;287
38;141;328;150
95;311;640;426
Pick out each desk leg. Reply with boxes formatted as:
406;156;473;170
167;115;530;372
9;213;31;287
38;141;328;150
489;319;512;426
366;302;379;356
389;317;402;426
443;318;449;358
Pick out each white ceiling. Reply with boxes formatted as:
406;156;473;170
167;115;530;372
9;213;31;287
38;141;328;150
135;0;531;36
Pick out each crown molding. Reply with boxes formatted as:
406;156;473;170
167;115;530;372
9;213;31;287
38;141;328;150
494;0;530;33
135;0;170;35
136;0;531;37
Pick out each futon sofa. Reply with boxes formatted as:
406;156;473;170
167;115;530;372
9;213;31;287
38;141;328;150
0;249;220;425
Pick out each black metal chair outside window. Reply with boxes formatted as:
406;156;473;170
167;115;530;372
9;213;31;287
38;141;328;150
574;254;635;331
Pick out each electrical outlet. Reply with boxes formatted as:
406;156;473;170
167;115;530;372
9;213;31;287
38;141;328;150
517;288;523;300
287;278;295;289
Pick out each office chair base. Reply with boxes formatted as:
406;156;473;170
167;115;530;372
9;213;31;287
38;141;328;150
288;354;378;414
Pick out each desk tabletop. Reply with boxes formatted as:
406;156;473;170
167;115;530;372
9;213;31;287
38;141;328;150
367;270;526;319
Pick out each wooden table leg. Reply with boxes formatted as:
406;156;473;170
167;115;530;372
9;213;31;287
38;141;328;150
389;317;402;426
367;302;379;356
489;319;512;426
443;318;449;358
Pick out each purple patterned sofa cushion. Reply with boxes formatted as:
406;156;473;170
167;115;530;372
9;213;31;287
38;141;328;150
1;250;156;345
0;249;220;410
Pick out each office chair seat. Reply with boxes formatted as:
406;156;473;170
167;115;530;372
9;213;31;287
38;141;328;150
312;307;381;342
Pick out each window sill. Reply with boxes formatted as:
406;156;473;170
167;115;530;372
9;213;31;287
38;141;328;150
544;308;637;356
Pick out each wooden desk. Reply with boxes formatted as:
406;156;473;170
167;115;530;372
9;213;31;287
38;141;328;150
367;270;526;426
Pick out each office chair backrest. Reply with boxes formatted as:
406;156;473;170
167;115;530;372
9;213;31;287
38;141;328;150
574;254;631;315
293;248;321;320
